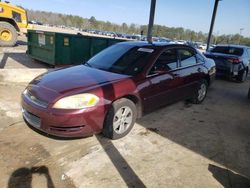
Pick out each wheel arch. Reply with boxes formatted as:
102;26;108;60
117;94;143;118
0;17;19;31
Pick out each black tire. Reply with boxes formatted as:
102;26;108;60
102;98;137;140
191;80;208;104
0;21;17;47
237;69;247;83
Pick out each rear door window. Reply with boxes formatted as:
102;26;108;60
149;48;178;74
178;49;197;67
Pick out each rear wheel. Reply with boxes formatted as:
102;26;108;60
191;80;208;104
0;22;17;47
102;98;137;139
237;69;247;82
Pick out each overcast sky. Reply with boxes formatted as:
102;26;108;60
11;0;250;37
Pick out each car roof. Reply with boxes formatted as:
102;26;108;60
215;44;249;49
119;41;193;49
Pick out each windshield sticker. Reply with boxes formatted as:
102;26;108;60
138;48;154;53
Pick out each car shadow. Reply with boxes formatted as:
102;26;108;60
24;118;146;187
215;72;250;83
208;164;250;188
136;83;250;181
8;166;55;188
96;135;146;188
0;52;50;69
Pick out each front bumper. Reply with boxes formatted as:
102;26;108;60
22;96;106;138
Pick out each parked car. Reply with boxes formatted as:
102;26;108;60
210;44;216;49
175;40;187;45
22;42;215;139
198;44;207;50
155;37;172;43
204;45;250;82
186;41;198;48
116;32;126;38
28;20;43;25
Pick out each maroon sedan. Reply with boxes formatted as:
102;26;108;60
22;42;215;139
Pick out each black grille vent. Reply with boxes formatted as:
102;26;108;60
22;109;41;128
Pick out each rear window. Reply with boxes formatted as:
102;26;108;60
211;46;243;56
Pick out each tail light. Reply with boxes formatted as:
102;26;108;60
227;58;240;64
209;67;216;75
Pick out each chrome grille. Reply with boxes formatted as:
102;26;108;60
22;108;41;128
24;90;48;108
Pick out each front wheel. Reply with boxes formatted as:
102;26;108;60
102;98;137;140
0;22;17;47
191;80;208;104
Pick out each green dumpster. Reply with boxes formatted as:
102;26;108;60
27;30;127;66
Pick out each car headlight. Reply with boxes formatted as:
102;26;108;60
53;93;99;109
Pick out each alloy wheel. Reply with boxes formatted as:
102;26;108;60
113;106;133;134
198;83;207;101
0;29;12;41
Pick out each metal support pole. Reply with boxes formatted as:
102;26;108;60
147;0;156;43
238;28;244;45
206;0;221;51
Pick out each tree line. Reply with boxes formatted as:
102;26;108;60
27;10;250;46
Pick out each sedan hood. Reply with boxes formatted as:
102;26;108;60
30;65;129;94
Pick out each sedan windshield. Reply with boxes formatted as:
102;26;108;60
87;43;153;75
